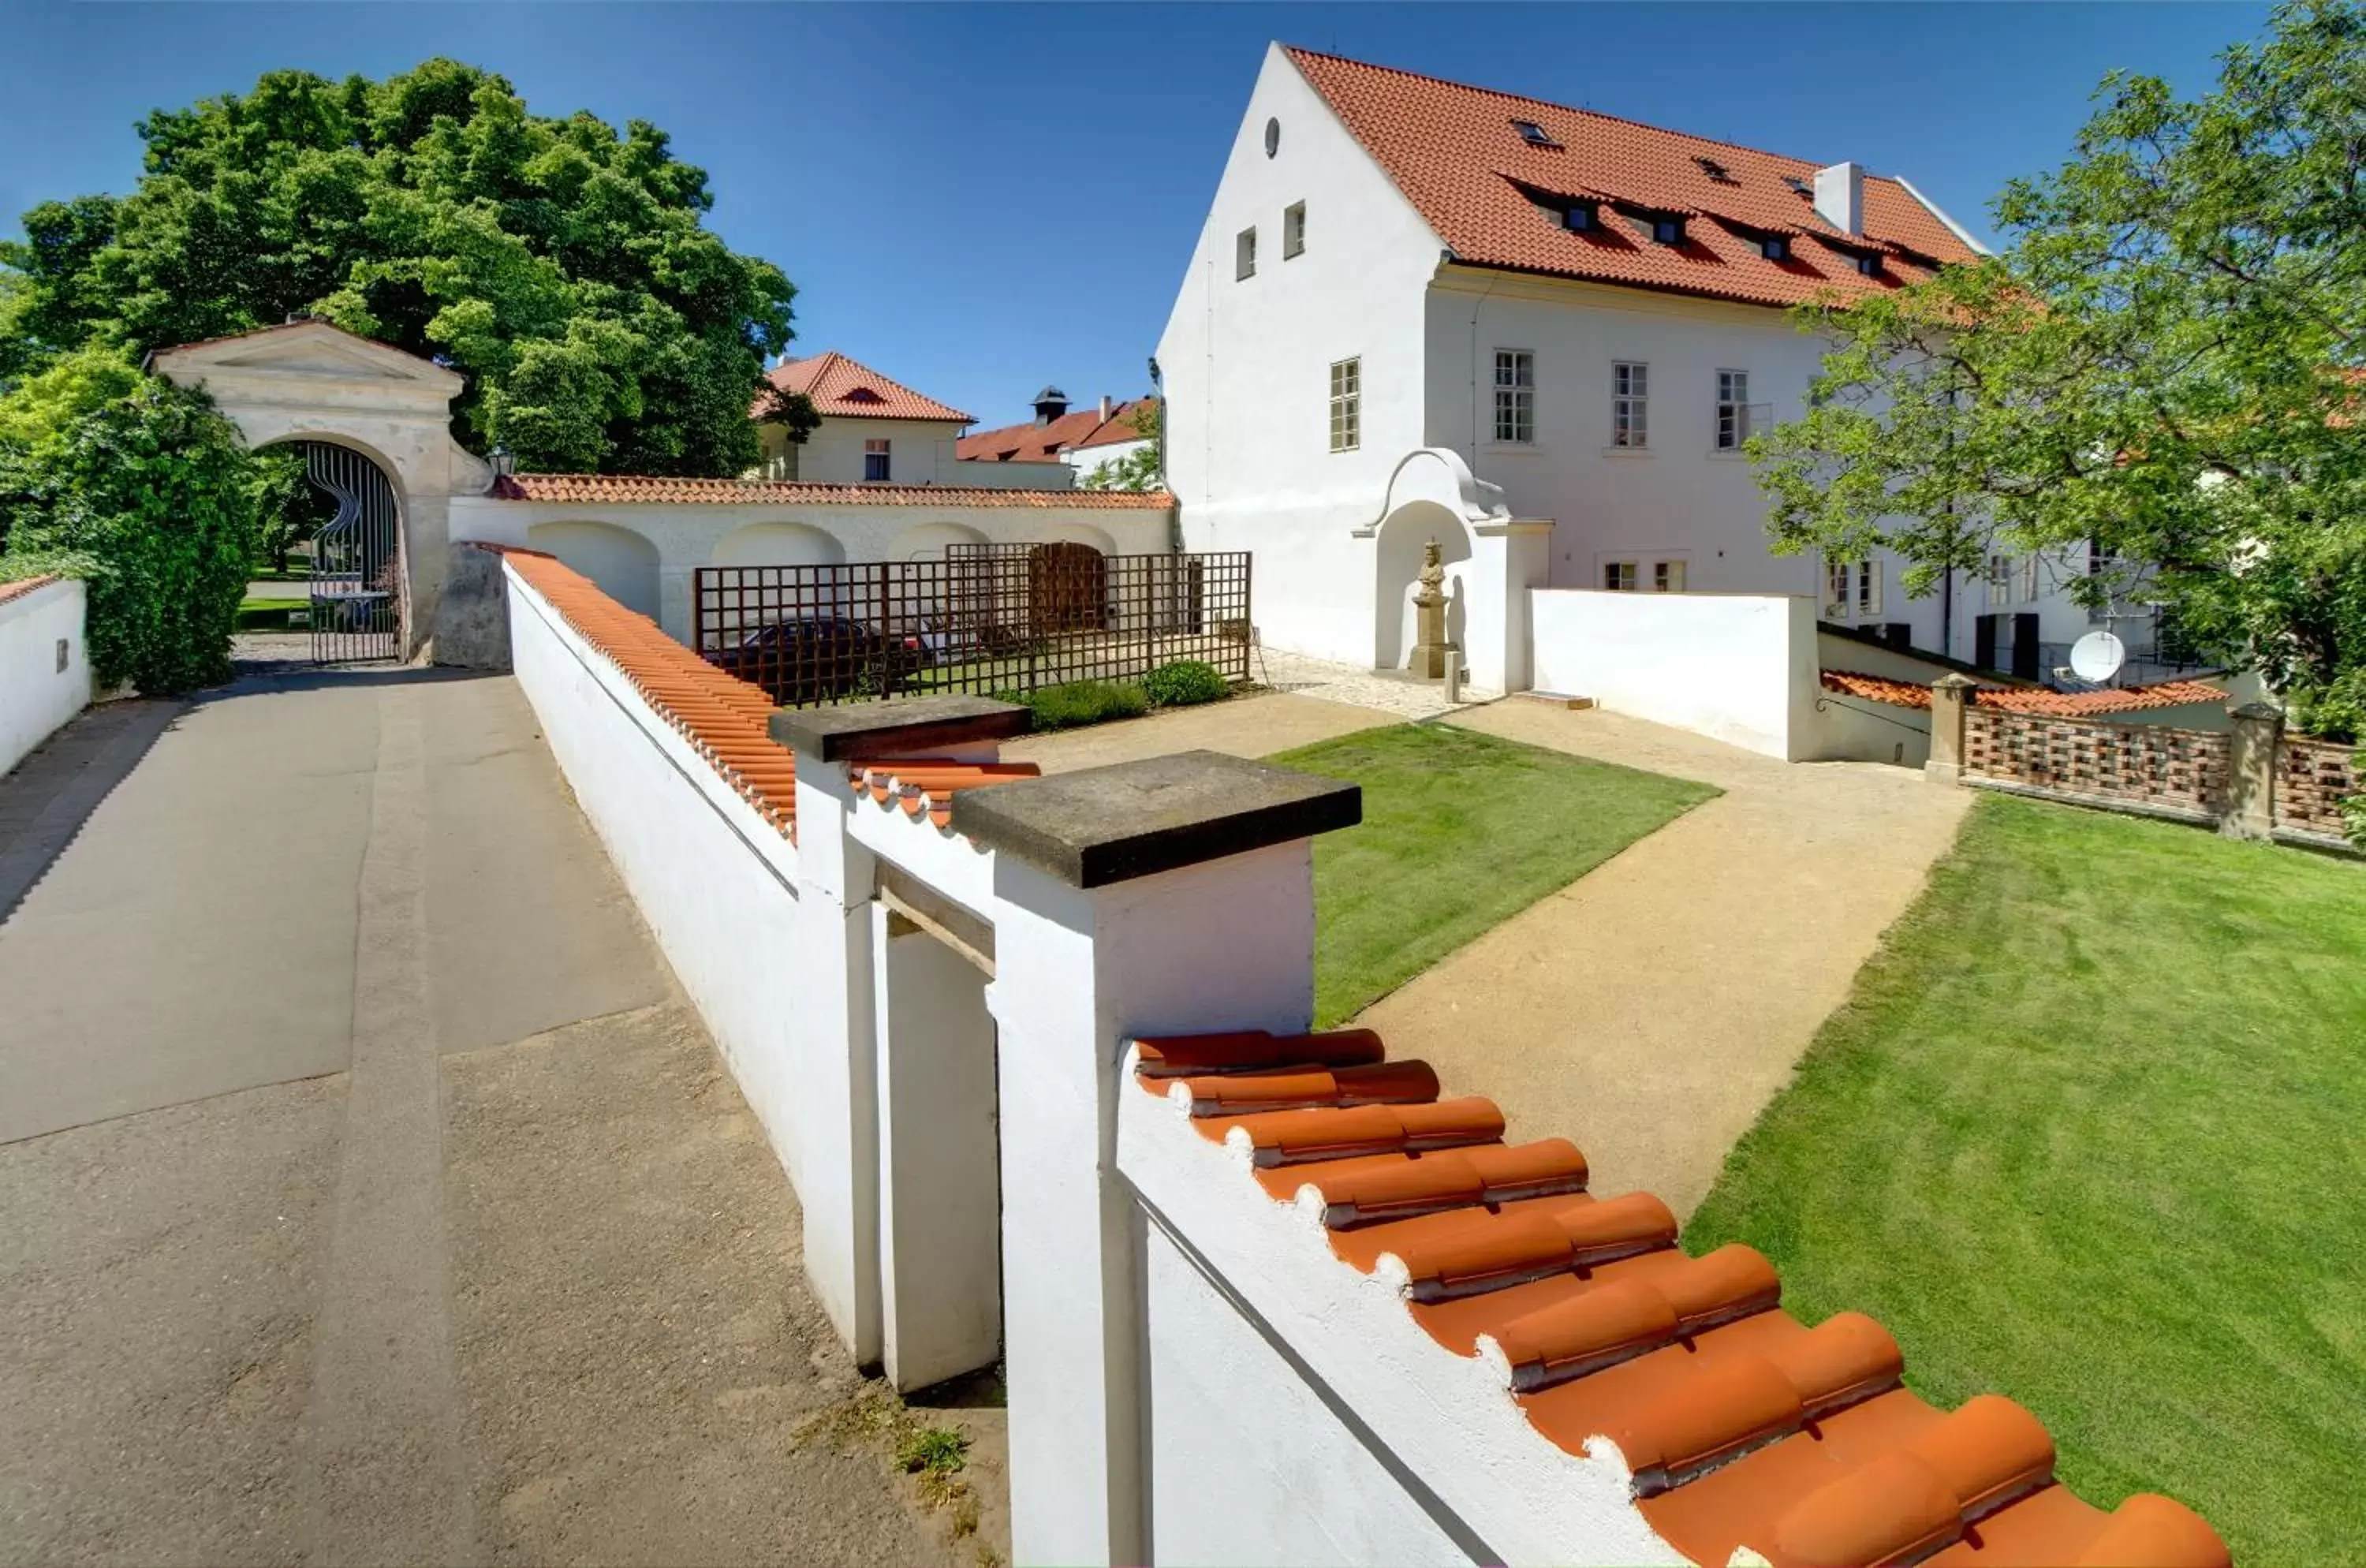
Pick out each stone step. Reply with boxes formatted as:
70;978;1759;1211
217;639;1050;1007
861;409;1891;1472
1515;691;1596;710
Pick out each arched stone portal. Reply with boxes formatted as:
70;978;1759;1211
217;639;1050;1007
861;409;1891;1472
267;439;406;663
148;320;491;659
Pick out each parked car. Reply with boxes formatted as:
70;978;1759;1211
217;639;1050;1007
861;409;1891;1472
711;616;921;704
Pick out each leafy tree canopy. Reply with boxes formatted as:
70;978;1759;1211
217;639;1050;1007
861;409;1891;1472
0;59;800;476
1752;0;2366;731
1080;398;1162;492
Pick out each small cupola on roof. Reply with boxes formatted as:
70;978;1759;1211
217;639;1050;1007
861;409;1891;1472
1032;385;1070;426
1815;160;1866;235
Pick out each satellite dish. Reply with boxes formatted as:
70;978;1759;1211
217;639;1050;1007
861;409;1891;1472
2069;630;2126;683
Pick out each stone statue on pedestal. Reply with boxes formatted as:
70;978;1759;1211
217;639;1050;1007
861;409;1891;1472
1406;539;1460;680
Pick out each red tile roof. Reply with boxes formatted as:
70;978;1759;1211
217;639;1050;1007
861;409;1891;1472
488;545;1040;840
1135;1026;2229;1568
956;398;1159;465
1820;670;2230;718
1286;48;1983;310
492;473;1172;509
1980;679;2230;719
0;574;62;608
758;350;973;424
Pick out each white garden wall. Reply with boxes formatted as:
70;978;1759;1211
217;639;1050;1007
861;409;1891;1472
502;566;810;1192
1529;588;1816;759
0;578;92;778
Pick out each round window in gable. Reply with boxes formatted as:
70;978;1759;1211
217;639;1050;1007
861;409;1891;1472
1265;118;1281;158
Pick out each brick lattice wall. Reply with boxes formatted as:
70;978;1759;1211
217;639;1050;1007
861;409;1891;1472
2275;735;2360;838
1963;708;2231;817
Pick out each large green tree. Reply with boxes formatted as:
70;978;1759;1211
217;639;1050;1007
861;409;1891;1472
1752;1;2366;735
0;59;804;476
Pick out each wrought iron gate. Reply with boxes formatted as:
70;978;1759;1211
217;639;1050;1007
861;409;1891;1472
300;441;403;663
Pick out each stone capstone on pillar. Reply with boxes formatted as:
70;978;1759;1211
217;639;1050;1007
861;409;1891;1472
771;694;1032;762
1925;673;1980;785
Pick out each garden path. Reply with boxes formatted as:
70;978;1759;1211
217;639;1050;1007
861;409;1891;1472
0;669;968;1567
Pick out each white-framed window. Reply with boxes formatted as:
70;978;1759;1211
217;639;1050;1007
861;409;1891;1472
1612;360;1648;448
1283;201;1306;259
1857;558;1883;617
1987;553;2013;600
1493;349;1535;444
1824;558;1852;618
1603;560;1639;591
1328;357;1360;453
1655;559;1687;592
1236;226;1257;280
1715;370;1750;450
2016;554;2039;603
863;439;891;482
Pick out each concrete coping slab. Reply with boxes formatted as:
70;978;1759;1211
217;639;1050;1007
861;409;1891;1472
952;749;1361;889
770;696;1031;761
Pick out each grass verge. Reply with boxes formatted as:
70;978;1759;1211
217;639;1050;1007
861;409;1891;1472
1269;722;1715;1026
1685;793;2366;1566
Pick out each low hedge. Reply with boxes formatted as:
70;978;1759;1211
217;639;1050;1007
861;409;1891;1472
1002;679;1150;732
1144;659;1230;708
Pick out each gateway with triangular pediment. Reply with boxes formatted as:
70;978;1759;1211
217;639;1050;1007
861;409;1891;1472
147;319;464;394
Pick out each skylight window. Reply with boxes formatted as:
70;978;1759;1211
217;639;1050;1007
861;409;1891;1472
1510;118;1562;148
1782;175;1813;196
1692;155;1734;182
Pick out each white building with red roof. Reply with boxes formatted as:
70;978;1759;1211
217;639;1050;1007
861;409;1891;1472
1157;44;2021;691
957;389;1162;487
758;349;1080;491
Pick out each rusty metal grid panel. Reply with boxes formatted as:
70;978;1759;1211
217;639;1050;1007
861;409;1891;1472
693;549;1252;708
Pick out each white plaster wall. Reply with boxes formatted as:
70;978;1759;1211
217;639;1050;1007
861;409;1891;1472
951;458;1080;490
0;580;91;777
502;565;811;1197
452;497;1171;644
762;416;968;485
1158;42;1450;667
1805;693;1932;767
526;519;663;618
1069;437;1155;487
1530;588;1816;758
1143;1219;1476;1566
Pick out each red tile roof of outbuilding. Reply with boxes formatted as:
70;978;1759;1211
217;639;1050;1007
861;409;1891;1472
957;398;1159;465
492;473;1172;508
1286;47;1983;310
758;350;973;424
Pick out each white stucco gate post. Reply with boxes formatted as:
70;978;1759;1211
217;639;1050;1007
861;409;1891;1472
956;752;1362;1565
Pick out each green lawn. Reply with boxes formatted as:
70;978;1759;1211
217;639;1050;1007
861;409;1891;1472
1268;723;1716;1027
1685;793;2366;1566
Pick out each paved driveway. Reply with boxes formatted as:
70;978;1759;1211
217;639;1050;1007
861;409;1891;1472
0;670;965;1566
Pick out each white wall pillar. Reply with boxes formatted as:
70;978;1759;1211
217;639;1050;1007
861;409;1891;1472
872;905;1002;1391
960;752;1357;1567
789;756;884;1364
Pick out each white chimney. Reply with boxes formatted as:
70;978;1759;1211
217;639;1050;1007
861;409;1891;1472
1099;395;1112;421
1815;161;1864;235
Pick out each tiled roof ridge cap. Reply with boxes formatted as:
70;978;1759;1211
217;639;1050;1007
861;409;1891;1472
1283;43;1909;186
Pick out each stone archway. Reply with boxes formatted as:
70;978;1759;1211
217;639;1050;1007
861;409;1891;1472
148;320;491;659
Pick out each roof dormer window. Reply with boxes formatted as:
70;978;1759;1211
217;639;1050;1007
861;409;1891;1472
1511;118;1562;148
1853;251;1883;278
1537;195;1597;232
1760;234;1791;262
1652;215;1685;246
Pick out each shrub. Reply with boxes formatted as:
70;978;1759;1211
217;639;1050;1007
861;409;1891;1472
1144;659;1230;708
1017;679;1149;731
0;375;262;693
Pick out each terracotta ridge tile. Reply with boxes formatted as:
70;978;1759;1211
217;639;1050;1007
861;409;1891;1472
1210;1096;1507;1165
1179;1061;1442;1117
1489;1244;1780;1392
1135;1028;1387;1077
1286;1137;1592;1224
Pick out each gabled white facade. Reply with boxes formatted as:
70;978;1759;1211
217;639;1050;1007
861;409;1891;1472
1159;44;2099;686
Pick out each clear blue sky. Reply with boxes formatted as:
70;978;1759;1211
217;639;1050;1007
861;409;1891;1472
4;2;2266;431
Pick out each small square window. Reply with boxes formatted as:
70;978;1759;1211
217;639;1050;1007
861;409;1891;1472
1603;561;1639;592
1538;196;1595;232
863;439;891;483
1652;215;1685;246
1760;234;1790;262
1854;252;1883;278
1655;560;1687;592
1236;226;1257;280
1283;201;1306;259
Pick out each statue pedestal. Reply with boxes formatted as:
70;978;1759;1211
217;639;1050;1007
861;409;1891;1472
1406;538;1459;681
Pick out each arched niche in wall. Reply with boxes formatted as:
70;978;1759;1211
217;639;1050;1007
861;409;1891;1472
527;520;662;619
1372;499;1473;671
710;521;848;569
890;521;989;562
